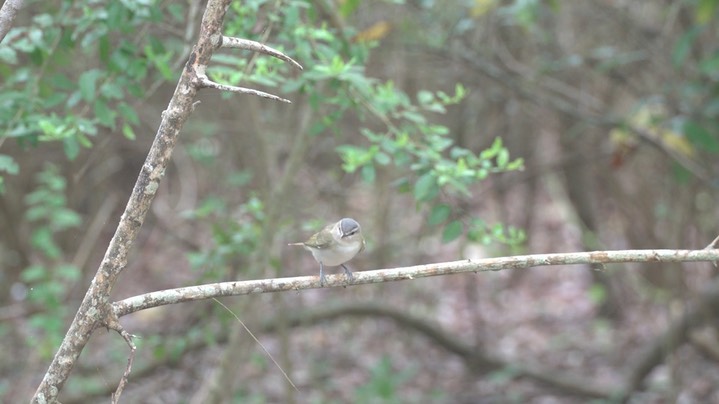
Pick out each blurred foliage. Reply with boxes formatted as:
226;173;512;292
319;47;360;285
0;0;176;185
202;0;526;248
2;0;719;402
0;0;178;367
19;164;82;358
184;195;266;281
670;16;719;162
354;356;419;403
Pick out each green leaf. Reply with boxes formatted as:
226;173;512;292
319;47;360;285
78;69;102;102
76;132;93;148
400;110;426;124
417;90;434;105
0;47;18;64
152;52;174;80
497;149;509;168
507;158;525;171
94;99;116;128
428;204;451;225
57;264;81;282
696;0;719;24
51;73;77;91
31;227;62;259
699;52;719;75
683;120;719;153
337;144;365;172
0;155;19;174
339;0;360;17
51;208;82;229
374;151;391;165
118;102;139;125
76;118;98;136
63;137;80;160
99;34;111;63
20;265;48;282
43;92;68;108
673;27;700;67
168;3;185;21
442;220;463;243
414;172;438;202
122;123;136;140
361;164;376;183
100;80;124;99
671;161;691;183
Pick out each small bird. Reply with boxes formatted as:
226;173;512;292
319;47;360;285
288;218;365;286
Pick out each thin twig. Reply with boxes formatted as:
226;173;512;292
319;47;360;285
221;36;303;70
104;312;138;404
212;298;298;392
111;330;138;404
705;234;719;250
196;74;291;103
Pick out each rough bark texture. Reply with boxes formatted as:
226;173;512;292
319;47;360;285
0;0;24;43
31;1;232;402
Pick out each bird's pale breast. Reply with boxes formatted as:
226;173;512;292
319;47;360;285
308;239;362;266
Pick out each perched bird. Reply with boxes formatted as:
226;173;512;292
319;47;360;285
289;218;365;286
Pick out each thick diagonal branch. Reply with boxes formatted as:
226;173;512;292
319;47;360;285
0;0;24;44
31;1;234;402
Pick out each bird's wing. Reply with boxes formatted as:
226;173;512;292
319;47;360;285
302;223;335;249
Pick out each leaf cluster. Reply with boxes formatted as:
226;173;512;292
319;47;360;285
0;0;179;187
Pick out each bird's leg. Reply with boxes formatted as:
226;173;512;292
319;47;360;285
319;262;326;287
341;264;354;284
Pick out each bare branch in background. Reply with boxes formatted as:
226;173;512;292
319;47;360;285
618;275;719;402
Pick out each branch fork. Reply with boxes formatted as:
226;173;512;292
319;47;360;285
105;312;138;404
195;36;303;103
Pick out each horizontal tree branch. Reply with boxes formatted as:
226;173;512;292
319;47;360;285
114;248;719;317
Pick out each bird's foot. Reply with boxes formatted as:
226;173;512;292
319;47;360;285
341;264;354;284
